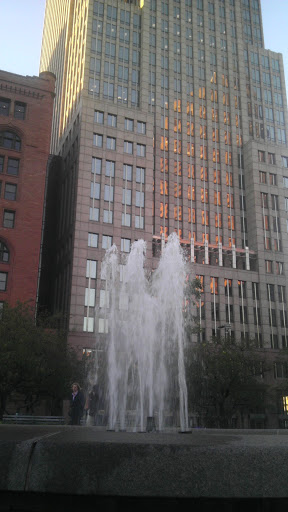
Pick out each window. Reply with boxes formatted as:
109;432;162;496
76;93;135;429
122;213;131;227
92;157;101;175
103;210;113;223
0;272;7;291
0;131;21;151
106;137;116;150
88;233;98;248
90;182;100;199
136;167;145;184
7;158;19;176
265;260;273;273
268;153;276;165
123;164;132;181
105;160;115;178
89;78;100;95
137;144;146;157
94;110;104;124
4;183;17;201
104;185;114;202
124;141;133;154
103;82;114;99
107;114;117;127
14;102;26;120
0;98;10;116
121;238;130;253
125;118;134;131
93;133;103;147
258;150;265;163
137;121;146;134
122;189;132;206
102;235;113;250
135;215;144;229
90;207;99;222
3;210;15;228
0;241;9;263
259;171;266;184
85;288;95;308
0;156;3;173
136;191;144;208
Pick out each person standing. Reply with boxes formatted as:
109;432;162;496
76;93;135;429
86;384;99;426
69;383;85;425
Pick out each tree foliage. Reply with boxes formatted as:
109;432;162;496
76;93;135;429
186;336;269;428
0;302;82;418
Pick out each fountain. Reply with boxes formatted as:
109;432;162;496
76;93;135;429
99;233;189;432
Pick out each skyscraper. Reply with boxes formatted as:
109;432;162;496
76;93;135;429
40;0;288;362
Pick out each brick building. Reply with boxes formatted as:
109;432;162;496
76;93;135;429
0;70;55;311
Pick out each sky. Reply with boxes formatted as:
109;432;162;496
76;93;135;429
0;0;287;93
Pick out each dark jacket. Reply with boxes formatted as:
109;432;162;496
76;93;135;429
69;390;85;425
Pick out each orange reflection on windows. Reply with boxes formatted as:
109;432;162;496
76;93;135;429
160;202;168;219
228;237;236;247
199;105;206;119
226;171;233;186
212;108;218;122
223;92;230;106
174;161;182;176
200;145;208;160
174;183;182;198
214;191;221;205
188;207;196;223
225;151;232;165
202;233;209;243
227;193;234;208
160;226;168;237
236;134;242;147
223;111;230;125
214;169;221;184
188;164;195;178
187;121;194;136
160;157;168;173
224;131;231;145
212;128;219;142
210;277;218;294
228;215;235;231
187;102;194;115
187;143;195;156
174;206;182;221
201;167;208;181
202;210;209;226
201;188;209;203
174;119;182;133
211;89;218;102
222;74;228;87
213;148;220;163
174;139;182;154
215;235;223;244
160;136;169;150
174;99;181;112
215;213;222;228
200;125;207;139
188;185;195;200
199;86;206;99
160;180;168;195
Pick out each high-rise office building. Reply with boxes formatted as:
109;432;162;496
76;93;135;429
40;0;288;367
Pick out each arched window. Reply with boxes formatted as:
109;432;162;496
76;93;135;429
0;241;9;263
0;131;21;151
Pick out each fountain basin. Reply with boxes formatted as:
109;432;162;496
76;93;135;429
1;424;288;506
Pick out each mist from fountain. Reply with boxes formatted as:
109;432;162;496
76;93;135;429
100;233;189;432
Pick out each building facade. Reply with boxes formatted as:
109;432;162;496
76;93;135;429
0;70;55;310
40;0;288;424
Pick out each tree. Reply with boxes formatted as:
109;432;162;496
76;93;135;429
186;336;269;428
0;302;82;418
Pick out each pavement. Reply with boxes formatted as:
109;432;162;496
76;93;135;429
1;426;288;510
